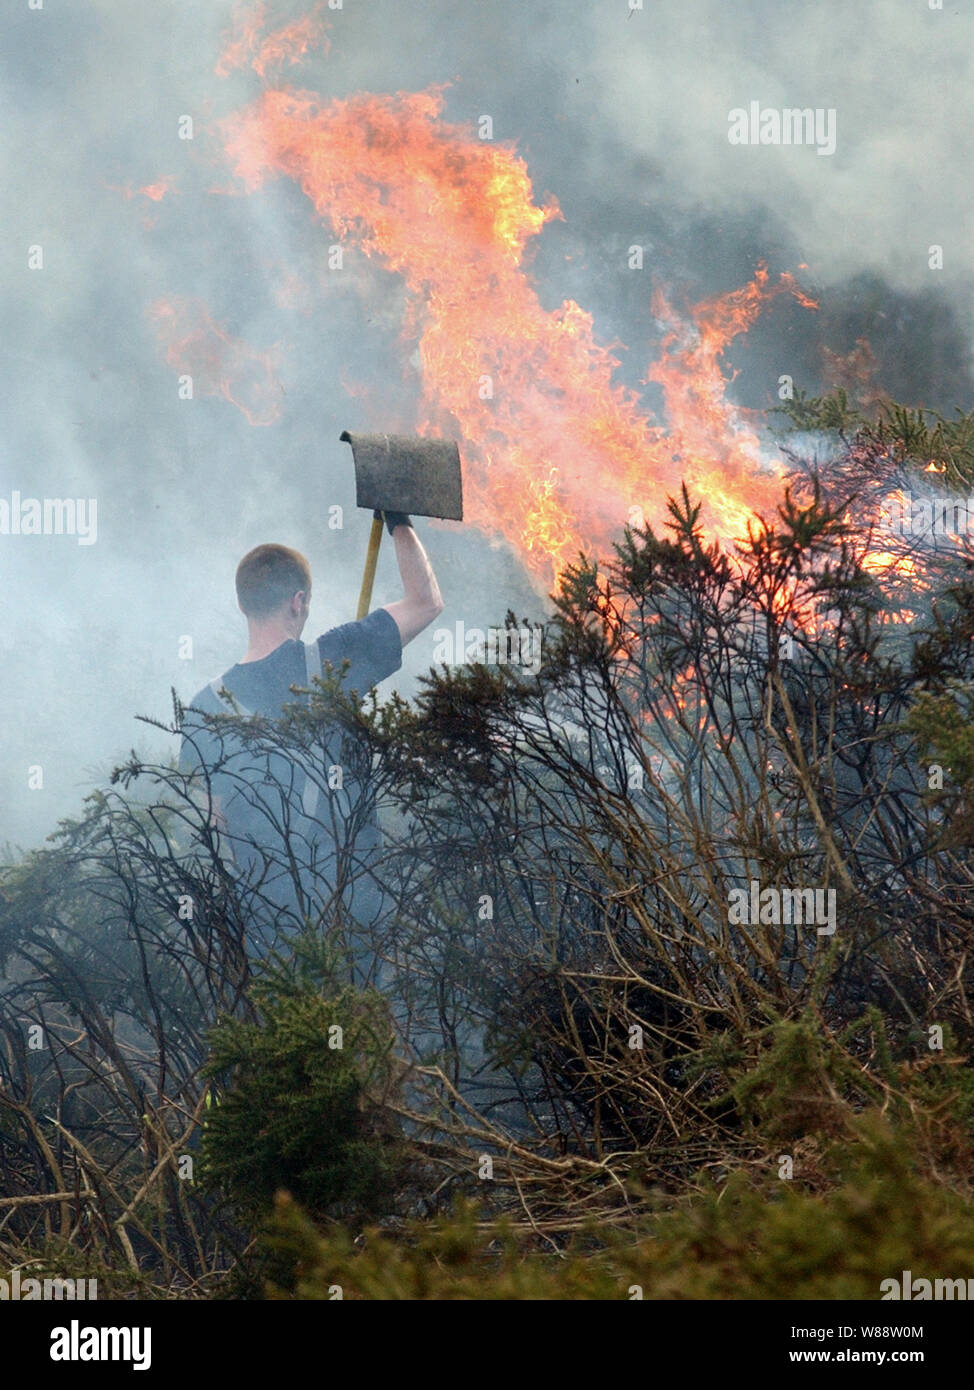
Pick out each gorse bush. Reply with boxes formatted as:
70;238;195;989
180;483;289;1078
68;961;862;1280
200;933;404;1223
261;1102;974;1301
355;471;974;1197
1;391;974;1295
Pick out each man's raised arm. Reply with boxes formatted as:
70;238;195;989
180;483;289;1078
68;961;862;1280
381;516;444;646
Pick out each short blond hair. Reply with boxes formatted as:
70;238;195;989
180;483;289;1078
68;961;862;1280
235;544;311;618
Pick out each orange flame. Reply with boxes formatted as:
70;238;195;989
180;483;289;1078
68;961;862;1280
106;177;177;202
220;87;816;584
648;267;816;538
149;297;284;427
216;0;330;81
139;180;174;202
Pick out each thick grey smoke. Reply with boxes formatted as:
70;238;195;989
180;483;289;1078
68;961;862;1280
1;0;970;847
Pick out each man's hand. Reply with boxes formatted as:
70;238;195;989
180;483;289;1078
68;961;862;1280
382;524;444;646
374;508;413;538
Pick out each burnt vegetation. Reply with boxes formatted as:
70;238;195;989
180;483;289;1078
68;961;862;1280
3;392;974;1296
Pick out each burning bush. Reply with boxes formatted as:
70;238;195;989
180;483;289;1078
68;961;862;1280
357;403;974;1215
2;394;974;1293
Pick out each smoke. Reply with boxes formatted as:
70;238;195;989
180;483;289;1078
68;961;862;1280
0;0;971;847
588;0;970;291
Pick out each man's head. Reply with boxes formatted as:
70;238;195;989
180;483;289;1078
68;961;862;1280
235;544;312;637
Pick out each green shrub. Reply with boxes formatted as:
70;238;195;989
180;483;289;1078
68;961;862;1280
200;933;403;1224
260;1107;974;1300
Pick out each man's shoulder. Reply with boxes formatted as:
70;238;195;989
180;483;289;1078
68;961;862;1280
317;608;397;652
316;609;402;686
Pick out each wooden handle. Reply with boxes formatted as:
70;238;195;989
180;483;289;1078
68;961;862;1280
356;514;384;620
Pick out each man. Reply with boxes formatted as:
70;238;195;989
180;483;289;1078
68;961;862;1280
179;511;443;975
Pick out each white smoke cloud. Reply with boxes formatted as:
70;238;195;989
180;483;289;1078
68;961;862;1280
1;0;970;847
585;0;972;294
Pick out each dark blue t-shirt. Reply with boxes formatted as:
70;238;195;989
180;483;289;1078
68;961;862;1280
182;608;401;729
178;609;402;945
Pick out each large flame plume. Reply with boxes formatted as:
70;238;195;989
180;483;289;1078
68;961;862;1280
130;3;832;589
218;79;815;584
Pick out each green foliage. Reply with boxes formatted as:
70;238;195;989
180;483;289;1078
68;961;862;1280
775;388;974;487
6;382;974;1299
907;681;974;843
908;683;974;786
726;1016;866;1143
773;386;865;434
866;404;974;487
200;932;403;1223
257;1004;974;1299
260;1107;974;1300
